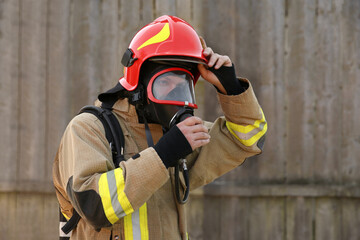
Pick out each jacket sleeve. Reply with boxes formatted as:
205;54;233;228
58;113;169;229
187;78;267;190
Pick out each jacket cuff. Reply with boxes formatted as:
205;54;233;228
120;147;169;209
217;78;262;124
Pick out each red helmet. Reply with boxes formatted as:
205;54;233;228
119;15;207;91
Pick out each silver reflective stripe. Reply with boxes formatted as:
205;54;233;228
59;222;71;237
233;121;266;140
132;209;141;239
107;170;126;219
124;203;149;240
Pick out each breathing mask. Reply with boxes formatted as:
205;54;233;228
142;66;197;130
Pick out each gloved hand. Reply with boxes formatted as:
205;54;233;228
197;38;246;95
154;116;210;168
208;64;245;95
154;125;192;168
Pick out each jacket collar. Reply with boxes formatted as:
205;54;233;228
112;98;139;123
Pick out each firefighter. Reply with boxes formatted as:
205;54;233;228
53;15;267;240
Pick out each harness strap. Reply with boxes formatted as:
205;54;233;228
142;111;154;147
61;210;81;235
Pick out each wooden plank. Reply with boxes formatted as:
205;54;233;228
201;0;235;59
315;198;341;240
202;196;221;240
42;194;60;237
46;0;71;182
212;0;268;183
191;0;204;36
312;0;342;183
248;198;285;240
201;0;236;122
219;197;249;240
286;197;314;240
0;193;16;239
140;0;155;25
15;193;44;239
18;0;48;183
253;0;286;183
175;0;191;22
0;0;19;184
284;0;317;183
233;0;262;88
99;0;120;92
69;0;102;115
340;0;360;184
341;198;360;240
155;0;176;17
226;0;286;184
118;0;141;71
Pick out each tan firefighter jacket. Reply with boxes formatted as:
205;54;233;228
53;78;267;240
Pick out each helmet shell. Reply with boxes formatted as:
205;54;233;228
119;15;206;91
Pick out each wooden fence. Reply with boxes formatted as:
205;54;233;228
0;0;359;239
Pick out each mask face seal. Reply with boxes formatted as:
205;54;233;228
147;67;197;109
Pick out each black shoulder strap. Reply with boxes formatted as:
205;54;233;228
60;103;125;238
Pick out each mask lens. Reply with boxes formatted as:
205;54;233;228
152;71;195;104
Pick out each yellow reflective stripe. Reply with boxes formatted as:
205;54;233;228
123;203;149;240
98;173;119;224
229;108;266;133
124;214;133;240
61;211;70;221
139;203;149;239
137;23;170;50
114;168;134;215
226;109;267;147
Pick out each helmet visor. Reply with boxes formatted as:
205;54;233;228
147;68;197;108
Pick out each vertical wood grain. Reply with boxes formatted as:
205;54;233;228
248;198;285;240
228;0;286;184
284;0;317;183
219;197;249;240
286;197;314;240
0;193;16;239
18;0;48;183
155;0;176;17
42;194;59;238
200;0;235;122
315;198;341;240
118;0;141;68
0;0;19;183
140;0;155;26
99;0;120;92
69;0;101;115
202;196;221;240
312;0;343;183
175;0;192;22
15;193;44;239
46;0;71;182
341;199;360;240
340;0;360;184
